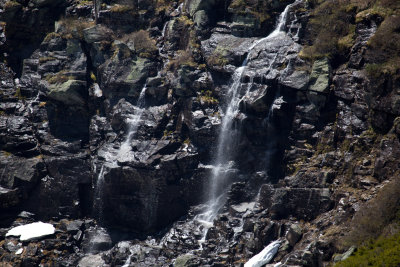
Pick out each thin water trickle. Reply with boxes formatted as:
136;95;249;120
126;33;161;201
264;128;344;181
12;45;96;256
92;84;148;227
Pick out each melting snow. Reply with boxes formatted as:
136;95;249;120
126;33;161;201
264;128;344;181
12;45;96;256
244;240;281;267
6;222;55;241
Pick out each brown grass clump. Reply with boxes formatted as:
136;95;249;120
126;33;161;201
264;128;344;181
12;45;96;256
121;30;157;58
57;17;95;40
167;50;197;72
343;178;400;246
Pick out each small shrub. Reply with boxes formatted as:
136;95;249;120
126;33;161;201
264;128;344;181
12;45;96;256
122;30;157;57
167;50;197;71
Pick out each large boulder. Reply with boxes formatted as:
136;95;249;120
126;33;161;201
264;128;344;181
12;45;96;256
48;80;87;106
259;185;333;220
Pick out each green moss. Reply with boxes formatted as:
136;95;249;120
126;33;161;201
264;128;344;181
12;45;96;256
14;87;25;100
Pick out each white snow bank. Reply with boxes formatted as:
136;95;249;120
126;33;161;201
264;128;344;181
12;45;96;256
244;240;281;267
6;222;55;241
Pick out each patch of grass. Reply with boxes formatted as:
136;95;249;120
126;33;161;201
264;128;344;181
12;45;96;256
336;232;400;267
364;14;400;80
2;150;12;157
43;32;61;42
39;57;57;64
198;90;219;104
110;4;134;13
121;30;157;58
167;50;197;71
4;1;21;10
45;72;76;84
207;47;229;67
58;17;95;40
14;87;25;100
177;15;194;26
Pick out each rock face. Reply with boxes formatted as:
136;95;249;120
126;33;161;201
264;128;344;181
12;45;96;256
0;0;400;266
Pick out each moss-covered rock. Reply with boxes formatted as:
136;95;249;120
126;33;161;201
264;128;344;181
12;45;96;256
48;80;87;106
308;58;331;94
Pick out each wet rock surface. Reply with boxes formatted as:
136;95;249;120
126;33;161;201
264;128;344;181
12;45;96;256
0;0;399;266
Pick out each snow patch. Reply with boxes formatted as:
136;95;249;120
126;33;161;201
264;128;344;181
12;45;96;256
6;222;55;241
244;240;280;267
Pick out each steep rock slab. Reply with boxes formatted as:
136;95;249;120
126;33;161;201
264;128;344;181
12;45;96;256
259;185;333;220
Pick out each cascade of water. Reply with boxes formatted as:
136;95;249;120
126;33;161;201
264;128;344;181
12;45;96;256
92;84;147;224
195;0;299;235
118;85;147;158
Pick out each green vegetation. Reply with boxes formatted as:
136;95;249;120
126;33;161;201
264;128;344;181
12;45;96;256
207;47;229;67
365;14;400;80
154;0;183;14
336;233;400;267
300;0;400;79
45;72;76;84
198;90;219;104
14;87;25;100
4;1;21;10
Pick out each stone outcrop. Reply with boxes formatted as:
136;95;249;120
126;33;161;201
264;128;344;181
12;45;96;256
0;0;400;266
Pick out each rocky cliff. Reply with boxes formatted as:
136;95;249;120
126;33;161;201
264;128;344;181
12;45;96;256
0;0;400;266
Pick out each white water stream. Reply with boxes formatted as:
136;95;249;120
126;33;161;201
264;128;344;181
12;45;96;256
93;84;147;224
194;0;299;241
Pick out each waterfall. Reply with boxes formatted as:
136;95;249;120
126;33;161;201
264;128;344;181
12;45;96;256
93;84;147;223
118;85;147;158
195;0;299;235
